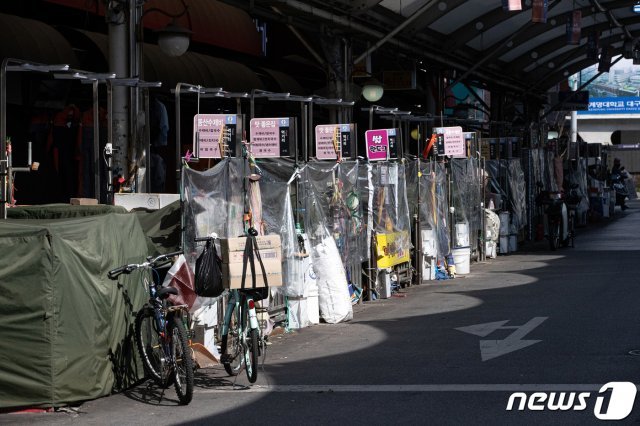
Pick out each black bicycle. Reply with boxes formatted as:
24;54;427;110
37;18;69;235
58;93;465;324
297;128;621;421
108;251;194;405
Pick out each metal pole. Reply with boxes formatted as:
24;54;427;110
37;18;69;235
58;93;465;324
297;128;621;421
143;89;151;193
175;83;184;186
107;80;115;204
92;80;101;201
1;58;8;219
570;76;578;161
107;1;130;188
415;127;422;284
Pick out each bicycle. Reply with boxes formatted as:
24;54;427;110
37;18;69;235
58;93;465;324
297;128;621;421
195;233;266;384
564;184;582;248
108;251;194;405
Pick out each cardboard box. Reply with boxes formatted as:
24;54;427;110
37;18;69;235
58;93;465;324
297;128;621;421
223;247;282;264
221;234;281;253
113;193;180;211
70;198;98;205
222;259;283;289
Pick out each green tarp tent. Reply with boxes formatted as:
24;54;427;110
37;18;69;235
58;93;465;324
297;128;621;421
0;212;150;409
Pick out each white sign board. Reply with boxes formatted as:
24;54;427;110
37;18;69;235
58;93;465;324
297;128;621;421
435;126;465;157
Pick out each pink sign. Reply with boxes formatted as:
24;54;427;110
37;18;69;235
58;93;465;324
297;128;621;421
435;126;465;157
249;118;287;158
315;124;341;160
193;114;237;158
365;129;389;161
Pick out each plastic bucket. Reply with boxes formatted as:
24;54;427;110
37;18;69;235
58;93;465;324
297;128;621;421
452;246;471;274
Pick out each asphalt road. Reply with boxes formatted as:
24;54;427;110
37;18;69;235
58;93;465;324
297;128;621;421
3;199;640;425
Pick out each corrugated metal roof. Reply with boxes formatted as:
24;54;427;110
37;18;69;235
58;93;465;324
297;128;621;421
0;12;77;66
143;44;265;91
44;0;262;56
260;67;305;94
76;29;264;91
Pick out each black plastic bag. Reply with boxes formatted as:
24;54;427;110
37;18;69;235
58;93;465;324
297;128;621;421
194;240;224;298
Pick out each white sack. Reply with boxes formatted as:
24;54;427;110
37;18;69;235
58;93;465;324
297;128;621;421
311;237;353;324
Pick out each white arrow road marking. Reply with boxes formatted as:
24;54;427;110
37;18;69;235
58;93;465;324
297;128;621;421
455;320;510;337
457;317;548;361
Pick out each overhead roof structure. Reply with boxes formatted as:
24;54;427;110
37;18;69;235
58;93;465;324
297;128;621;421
220;0;640;97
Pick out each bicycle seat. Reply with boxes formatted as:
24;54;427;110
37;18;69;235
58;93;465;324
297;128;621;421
157;286;179;299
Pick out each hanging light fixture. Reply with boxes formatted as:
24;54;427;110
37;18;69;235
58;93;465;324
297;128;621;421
155;19;192;57
362;78;384;102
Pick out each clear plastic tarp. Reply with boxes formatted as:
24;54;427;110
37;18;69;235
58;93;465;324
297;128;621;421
530;148;558;192
484;159;527;231
451;158;483;252
299;160;369;267
405;159;450;260
181;158;297;296
369;161;413;268
566;158;590;212
423;161;450;258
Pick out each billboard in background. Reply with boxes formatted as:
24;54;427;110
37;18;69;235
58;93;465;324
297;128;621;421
576;58;640;115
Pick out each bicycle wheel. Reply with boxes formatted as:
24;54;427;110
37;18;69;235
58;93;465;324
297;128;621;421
170;316;194;405
242;302;259;383
135;307;166;385
221;302;243;376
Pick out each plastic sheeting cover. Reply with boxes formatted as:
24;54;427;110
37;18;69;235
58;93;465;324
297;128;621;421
299;161;368;266
451;158;482;252
182;158;297;297
406;160;450;260
370;161;413;265
484;159;527;231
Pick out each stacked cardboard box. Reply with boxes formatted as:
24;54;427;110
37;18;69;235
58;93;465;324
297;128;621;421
220;235;283;289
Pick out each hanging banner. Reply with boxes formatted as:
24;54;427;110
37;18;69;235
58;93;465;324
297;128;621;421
314;124;355;160
531;0;547;23
249;117;294;158
566;10;581;45
434;126;465;157
365;129;389;161
193;114;240;159
502;0;522;11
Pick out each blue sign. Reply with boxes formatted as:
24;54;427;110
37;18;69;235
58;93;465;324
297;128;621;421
578;97;640;115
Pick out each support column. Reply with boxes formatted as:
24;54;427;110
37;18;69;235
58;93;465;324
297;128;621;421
570;76;578;160
107;2;129;194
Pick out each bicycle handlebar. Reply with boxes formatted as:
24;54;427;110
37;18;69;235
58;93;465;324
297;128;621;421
194;233;218;243
107;250;183;280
